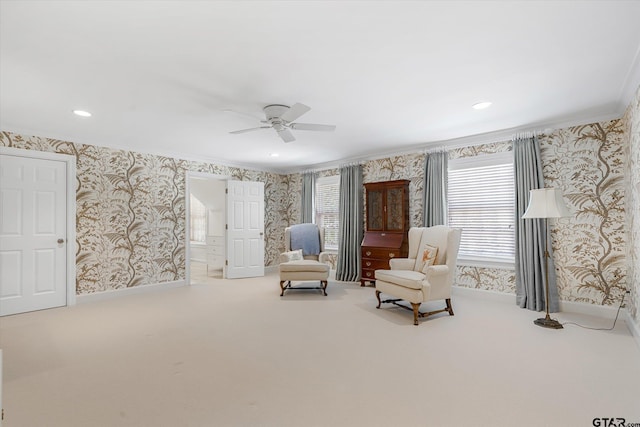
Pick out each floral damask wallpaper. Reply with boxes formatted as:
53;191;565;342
622;85;640;326
0;131;289;294
541;121;627;306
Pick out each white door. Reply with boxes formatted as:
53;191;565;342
225;180;264;279
0;154;67;316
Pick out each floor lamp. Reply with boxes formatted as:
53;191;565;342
521;187;571;329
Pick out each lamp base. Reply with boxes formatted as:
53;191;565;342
534;317;563;329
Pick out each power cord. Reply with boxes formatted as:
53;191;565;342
561;291;629;331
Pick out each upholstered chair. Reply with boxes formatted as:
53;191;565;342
374;226;462;325
279;224;331;296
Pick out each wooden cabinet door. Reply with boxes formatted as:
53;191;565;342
367;188;384;231
385;185;405;231
364;180;409;233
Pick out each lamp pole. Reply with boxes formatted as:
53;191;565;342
534;243;563;329
521;188;571;330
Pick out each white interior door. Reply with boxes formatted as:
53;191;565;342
225;180;264;279
0;154;67;316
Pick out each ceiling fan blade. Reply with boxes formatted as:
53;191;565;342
280;103;311;123
289;123;336;132
277;128;296;143
229;126;270;134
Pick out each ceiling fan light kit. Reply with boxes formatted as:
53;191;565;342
229;103;336;143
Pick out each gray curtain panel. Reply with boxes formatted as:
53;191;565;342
336;164;364;282
513;136;560;312
301;172;315;223
422;150;448;226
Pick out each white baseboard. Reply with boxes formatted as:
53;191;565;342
558;299;623;320
452;285;516;305
452;285;626;320
624;310;640;353
77;280;187;304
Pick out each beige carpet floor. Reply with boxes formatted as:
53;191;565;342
1;268;639;427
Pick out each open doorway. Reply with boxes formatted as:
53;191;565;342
186;172;228;284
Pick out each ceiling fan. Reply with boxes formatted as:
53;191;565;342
229;103;336;143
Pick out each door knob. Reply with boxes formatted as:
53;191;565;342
57;238;65;244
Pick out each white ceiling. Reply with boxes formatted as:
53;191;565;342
2;1;640;173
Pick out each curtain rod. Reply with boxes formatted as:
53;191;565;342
338;161;364;169
298;161;363;175
512;130;548;141
424;147;448;154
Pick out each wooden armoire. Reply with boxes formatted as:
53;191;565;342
360;179;410;286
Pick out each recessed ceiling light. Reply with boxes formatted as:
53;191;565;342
269;153;279;158
472;101;492;110
73;110;92;117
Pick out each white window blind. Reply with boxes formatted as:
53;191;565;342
190;194;206;243
315;175;340;250
447;152;515;263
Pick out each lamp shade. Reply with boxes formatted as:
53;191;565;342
522;188;571;219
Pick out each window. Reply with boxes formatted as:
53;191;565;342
190;194;206;243
315;175;340;250
447;152;515;265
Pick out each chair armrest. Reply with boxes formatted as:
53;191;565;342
422;265;452;300
423;265;449;278
389;258;415;270
280;250;309;264
318;250;336;264
423;265;450;289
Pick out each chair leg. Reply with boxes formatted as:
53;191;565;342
321;280;328;296
375;290;382;308
279;280;288;296
446;298;454;316
411;302;421;326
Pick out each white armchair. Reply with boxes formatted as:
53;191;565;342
374;226;462;325
279;224;330;296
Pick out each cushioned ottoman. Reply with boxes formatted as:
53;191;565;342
279;260;330;296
